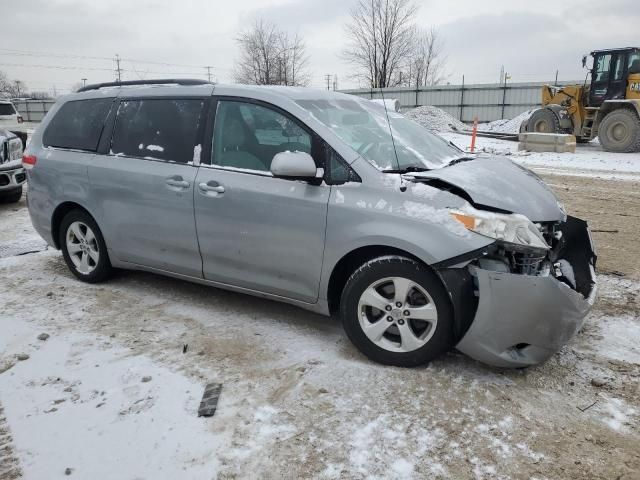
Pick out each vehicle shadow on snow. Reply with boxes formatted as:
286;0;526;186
40;251;555;379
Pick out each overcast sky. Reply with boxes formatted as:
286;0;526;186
2;0;638;94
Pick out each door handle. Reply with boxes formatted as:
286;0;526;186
166;177;190;188
199;182;225;194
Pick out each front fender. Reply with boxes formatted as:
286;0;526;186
319;183;493;300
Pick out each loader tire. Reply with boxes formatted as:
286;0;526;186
526;108;561;134
598;109;640;153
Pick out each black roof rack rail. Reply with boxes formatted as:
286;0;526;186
77;78;212;93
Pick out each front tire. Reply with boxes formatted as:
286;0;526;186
598;109;640;153
59;210;112;283
526;108;561;134
340;256;454;367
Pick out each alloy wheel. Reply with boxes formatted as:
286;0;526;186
357;276;438;353
66;221;99;274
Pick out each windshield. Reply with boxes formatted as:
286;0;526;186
296;96;462;171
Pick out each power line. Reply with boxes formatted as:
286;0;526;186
0;47;229;73
0;62;113;72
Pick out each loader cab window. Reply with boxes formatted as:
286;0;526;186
594;54;612;82
612;55;625;81
629;53;640;74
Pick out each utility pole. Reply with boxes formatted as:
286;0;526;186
115;54;122;83
333;74;338;91
501;71;510;119
206;66;212;83
325;74;331;90
81;78;87;87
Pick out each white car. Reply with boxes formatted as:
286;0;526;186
0;99;23;127
0;127;25;203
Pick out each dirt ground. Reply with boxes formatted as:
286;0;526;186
543;174;640;281
1;173;640;479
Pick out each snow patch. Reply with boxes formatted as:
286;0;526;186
401;201;470;237
597;396;637;433
193;144;202;164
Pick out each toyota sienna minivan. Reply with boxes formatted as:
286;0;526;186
23;79;597;368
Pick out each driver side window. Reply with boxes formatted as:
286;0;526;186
212;100;312;172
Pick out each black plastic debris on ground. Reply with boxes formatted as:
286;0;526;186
198;383;222;417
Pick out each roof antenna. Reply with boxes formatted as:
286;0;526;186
378;86;407;192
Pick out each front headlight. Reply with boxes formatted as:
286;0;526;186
8;138;23;161
450;205;550;250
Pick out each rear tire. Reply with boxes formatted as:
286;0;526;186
0;186;22;204
59;209;112;283
340;256;454;367
526;108;561;134
598;109;640;153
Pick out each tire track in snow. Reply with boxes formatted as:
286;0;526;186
0;401;22;480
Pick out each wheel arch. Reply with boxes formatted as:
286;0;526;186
596;100;640;128
51;201;96;249
326;245;433;315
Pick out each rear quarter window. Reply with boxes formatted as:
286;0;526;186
43;98;113;151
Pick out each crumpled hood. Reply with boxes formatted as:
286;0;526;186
411;157;566;222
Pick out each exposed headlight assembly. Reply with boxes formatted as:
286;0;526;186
8;138;23;162
450;205;550;250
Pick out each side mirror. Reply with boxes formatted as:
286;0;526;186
270;151;318;179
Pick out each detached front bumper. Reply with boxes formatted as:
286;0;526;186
453;216;597;368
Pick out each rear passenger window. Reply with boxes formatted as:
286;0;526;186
43;99;112;151
110;99;204;163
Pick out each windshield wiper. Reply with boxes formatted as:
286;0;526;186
447;156;475;167
382;166;431;174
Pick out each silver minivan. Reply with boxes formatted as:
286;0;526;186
24;80;597;368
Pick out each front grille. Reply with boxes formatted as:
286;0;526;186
0;174;9;186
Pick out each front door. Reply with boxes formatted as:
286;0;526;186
194;99;330;303
88;97;207;277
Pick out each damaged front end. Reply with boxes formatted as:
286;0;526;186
438;216;597;368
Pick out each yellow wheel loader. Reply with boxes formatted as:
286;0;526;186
524;47;640;153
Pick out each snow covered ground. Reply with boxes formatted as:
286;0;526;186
1;188;639;479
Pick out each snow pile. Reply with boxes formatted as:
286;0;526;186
404;106;468;133
478;110;534;134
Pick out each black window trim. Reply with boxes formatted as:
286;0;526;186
43;97;116;153
103;96;210;167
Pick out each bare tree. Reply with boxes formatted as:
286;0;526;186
404;28;447;87
0;71;25;98
343;0;418;88
234;20;310;86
